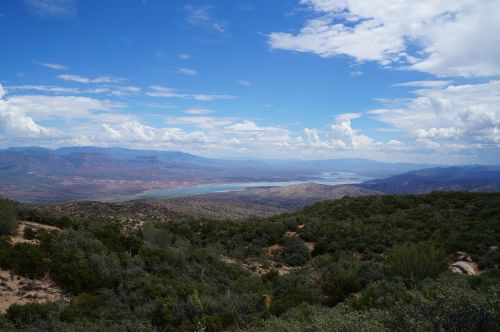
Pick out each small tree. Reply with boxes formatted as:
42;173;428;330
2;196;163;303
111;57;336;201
0;200;18;236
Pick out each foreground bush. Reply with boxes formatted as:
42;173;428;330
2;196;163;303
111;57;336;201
0;200;18;236
384;241;448;285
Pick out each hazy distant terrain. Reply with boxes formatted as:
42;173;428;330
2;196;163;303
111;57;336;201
203;183;382;210
0;147;430;203
360;166;500;194
34;165;500;222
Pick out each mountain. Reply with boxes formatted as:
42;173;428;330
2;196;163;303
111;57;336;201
0;146;432;202
360;165;500;194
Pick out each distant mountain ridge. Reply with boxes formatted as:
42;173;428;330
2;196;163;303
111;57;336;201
359;165;500;194
1;146;498;203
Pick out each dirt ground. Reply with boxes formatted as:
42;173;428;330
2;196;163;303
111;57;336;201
0;269;68;313
1;221;66;313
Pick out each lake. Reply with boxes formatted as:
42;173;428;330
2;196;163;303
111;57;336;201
108;172;371;202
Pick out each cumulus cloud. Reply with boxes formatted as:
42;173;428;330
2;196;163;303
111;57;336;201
329;113;374;149
370;80;500;148
0;84;54;139
269;0;500;77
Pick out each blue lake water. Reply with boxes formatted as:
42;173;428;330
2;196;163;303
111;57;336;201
110;172;371;202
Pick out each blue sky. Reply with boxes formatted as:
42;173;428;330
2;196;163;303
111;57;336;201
0;0;499;163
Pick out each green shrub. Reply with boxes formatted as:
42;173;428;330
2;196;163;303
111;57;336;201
384;241;448;285
0;201;18;235
321;270;362;304
280;237;310;266
8;243;50;278
5;303;52;326
24;226;37;240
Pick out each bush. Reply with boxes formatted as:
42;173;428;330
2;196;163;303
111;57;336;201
8;243;50;278
5;303;52;326
321;270;362;304
280;237;310;266
0;201;18;236
24;227;37;240
385;241;448;285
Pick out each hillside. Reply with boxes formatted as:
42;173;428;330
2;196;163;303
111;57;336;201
46;197;286;226
0;192;498;331
37;184;379;223
361;165;500;194
204;183;382;210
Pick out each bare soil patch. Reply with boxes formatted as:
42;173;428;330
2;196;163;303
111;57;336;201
0;269;68;313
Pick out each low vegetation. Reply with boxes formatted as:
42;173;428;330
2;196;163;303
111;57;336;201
0;192;498;331
0;200;18;236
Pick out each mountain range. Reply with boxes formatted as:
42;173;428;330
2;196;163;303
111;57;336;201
1;147;499;206
0;146;432;202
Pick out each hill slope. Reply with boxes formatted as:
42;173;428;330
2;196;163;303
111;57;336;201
204;183;382;210
360;165;500;194
0;192;498;331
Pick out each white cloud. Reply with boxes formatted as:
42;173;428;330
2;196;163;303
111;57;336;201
118;86;141;93
97;121;209;145
329;113;374;149
166;116;234;129
24;0;76;19
0;84;54;139
193;94;234;101
178;68;198;76
269;0;500;77
185;107;213;115
179;53;191;60
147;86;186;98
58;74;125;84
225;120;293;143
392;80;452;88
36;62;68;70
370;80;500;148
237;80;251;86
184;5;227;33
388;139;403;146
8;85;80;93
4;94;123;121
147;85;235;101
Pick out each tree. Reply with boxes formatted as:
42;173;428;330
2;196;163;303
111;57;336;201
0;200;18;236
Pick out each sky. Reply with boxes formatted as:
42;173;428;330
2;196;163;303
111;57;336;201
0;0;499;163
